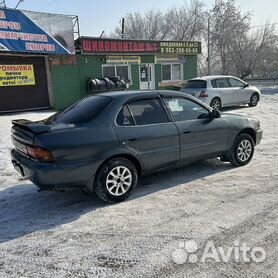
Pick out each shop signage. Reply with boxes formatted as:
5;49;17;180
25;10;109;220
0;8;72;54
0;64;35;86
155;55;187;64
79;38;201;55
106;56;141;64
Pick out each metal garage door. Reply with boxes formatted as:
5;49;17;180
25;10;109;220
0;55;50;112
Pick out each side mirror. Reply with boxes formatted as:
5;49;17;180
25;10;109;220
210;109;221;119
243;83;249;88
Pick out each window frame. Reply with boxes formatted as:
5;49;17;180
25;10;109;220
215;78;231;89
162;96;211;122
161;63;183;82
115;97;171;127
102;64;133;85
228;77;245;88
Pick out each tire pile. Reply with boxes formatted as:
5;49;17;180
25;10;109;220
88;76;128;93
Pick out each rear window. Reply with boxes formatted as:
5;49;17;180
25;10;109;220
47;96;112;124
184;80;207;89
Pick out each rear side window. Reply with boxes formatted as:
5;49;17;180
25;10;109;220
47;96;112;124
116;105;134;126
216;78;230;88
211;79;218;88
184;80;207;89
128;98;169;125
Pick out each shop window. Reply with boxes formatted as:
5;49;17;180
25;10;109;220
162;64;182;81
102;65;131;84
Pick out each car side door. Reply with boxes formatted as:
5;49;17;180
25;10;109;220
228;77;250;104
215;78;234;106
163;96;228;163
113;97;180;171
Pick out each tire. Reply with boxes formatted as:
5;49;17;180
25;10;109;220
249;93;259;107
210;98;222;110
227;133;255;167
94;158;138;203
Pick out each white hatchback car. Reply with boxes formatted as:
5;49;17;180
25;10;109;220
180;75;261;110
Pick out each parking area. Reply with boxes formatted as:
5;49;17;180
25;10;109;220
0;91;277;277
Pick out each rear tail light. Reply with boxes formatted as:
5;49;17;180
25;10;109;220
27;146;54;163
199;90;208;98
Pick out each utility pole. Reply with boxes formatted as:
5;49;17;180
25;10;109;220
121;18;125;39
207;15;211;75
0;0;6;8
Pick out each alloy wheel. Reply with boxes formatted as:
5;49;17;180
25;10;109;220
237;139;252;162
211;99;221;110
106;166;132;196
251;95;259;106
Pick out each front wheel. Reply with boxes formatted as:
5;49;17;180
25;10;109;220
227;133;255;167
94;158;138;203
249;93;259;107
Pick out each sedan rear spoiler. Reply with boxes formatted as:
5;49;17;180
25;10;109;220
12;119;51;134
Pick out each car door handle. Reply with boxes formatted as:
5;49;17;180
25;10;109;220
122;137;138;144
183;130;191;134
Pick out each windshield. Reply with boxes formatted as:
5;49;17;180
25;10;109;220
46;96;112;124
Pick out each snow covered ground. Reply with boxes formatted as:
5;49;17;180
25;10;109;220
0;91;277;277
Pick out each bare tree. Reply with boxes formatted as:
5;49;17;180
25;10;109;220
166;0;206;41
111;0;205;41
209;0;251;75
109;0;278;79
228;23;277;79
112;10;169;40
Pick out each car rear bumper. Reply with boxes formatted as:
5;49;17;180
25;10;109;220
11;149;101;192
256;129;263;145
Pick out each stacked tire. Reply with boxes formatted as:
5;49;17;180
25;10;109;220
88;76;127;93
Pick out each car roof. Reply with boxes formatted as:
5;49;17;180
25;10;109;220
189;75;240;81
90;90;200;100
86;90;212;110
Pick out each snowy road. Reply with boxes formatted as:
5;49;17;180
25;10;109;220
0;93;277;277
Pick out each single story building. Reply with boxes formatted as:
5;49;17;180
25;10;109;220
49;37;201;110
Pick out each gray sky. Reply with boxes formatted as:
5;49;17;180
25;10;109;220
4;0;278;36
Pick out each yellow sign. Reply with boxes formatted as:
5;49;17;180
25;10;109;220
106;56;141;65
0;64;35;87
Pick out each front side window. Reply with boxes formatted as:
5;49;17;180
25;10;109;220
228;78;245;87
164;97;209;121
216;78;231;88
103;65;131;83
162;64;182;81
128;98;169;125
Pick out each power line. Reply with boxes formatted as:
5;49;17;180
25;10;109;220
250;23;278;29
39;0;58;11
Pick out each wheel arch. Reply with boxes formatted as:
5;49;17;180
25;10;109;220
210;96;222;105
252;91;260;100
96;153;143;178
237;128;256;144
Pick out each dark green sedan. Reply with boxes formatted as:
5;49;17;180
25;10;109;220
11;90;263;203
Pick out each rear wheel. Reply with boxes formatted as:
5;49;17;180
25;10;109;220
210;98;222;110
94;158;138;203
249;93;259;107
227;133;255;167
